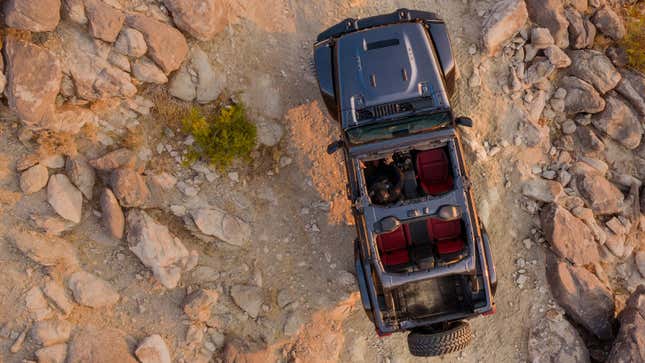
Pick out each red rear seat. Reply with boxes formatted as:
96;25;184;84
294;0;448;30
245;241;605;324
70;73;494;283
427;219;465;258
416;149;454;195
376;227;410;267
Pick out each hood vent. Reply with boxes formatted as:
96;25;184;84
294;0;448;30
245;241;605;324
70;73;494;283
356;102;413;121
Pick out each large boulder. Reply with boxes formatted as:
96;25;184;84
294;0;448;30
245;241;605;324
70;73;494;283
560;76;605;114
163;0;229;41
125;14;189;73
61;26;136;101
126;210;198;288
607;285;645;363
592;92;643;149
576;171;624;215
540;204;600;265
481;0;528;56
4;0;61;32
616;69;645;117
48;174;83;224
8;229;80;273
84;0;125;42
564;7;596;49
591;5;626;41
3;37;62;128
190;207;251;247
546;256;615;340
567;50;621;94
67;271;120;308
67;327;138;363
528;310;590;363
169;46;225;103
525;0;570;48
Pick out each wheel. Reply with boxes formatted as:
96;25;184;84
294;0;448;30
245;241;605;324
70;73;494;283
407;321;473;357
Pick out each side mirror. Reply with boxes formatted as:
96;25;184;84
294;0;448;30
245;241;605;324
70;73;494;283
326;140;345;154
456;117;473;128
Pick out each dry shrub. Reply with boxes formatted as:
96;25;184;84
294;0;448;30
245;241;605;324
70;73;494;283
621;3;645;73
36;130;77;157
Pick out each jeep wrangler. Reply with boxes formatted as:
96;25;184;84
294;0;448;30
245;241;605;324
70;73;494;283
313;9;497;357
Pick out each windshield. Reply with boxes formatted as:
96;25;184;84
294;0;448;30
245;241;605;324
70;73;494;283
346;112;451;144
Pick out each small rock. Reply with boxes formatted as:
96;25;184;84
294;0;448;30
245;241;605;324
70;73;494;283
183;289;219;322
65;155;95;199
9;229;80;273
25;287;54;321
31;320;72;347
190;208;251;247
592;92;642;150
606;217;627;235
89;148;136;171
41;154;65;169
100;188;125;239
126;14;189;73
85;0;125;42
10;326;29;353
48;174;83;223
577;171;624;215
544;45;571;68
567;50;621;94
162;0;228;41
20;164;49;194
561;120;576;134
591;5;625;41
133;57;168;84
43;280;74;316
525;0;570;48
67;327;137;363
68;271;120;308
135;335;171;363
126;210;198;288
35;343;68;363
110;169;151;208
230;285;263;319
560;76;605;114
114;28;147;57
522;179;564;203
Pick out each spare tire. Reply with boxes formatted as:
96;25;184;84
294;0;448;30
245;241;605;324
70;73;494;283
407;321;472;357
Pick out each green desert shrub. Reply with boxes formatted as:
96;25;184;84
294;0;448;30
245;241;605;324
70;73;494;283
181;103;257;170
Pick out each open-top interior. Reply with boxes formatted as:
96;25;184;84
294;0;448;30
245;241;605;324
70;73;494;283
362;147;454;205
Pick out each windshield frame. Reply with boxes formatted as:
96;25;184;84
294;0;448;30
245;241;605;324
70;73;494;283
345;111;453;145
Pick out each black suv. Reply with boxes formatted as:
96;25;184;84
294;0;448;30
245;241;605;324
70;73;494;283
313;9;497;357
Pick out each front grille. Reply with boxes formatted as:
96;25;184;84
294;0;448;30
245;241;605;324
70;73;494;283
356;102;413;121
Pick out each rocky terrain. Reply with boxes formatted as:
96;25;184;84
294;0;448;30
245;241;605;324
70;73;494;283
0;0;643;363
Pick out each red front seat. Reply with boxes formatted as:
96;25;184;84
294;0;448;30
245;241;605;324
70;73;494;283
376;227;410;267
416;149;454;195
